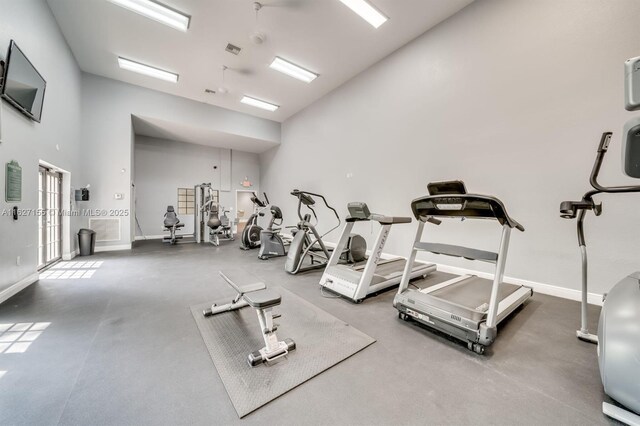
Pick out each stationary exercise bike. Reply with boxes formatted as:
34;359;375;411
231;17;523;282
239;192;269;250
284;189;366;274
258;205;291;260
560;120;640;425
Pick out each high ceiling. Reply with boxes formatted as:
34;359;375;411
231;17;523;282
132;115;280;153
47;0;473;122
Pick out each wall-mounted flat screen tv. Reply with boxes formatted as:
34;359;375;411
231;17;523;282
1;40;46;123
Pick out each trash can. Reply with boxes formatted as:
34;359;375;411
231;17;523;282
78;228;96;256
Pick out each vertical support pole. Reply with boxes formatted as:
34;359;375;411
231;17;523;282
354;224;390;301
486;225;511;328
256;307;278;352
396;221;425;295
325;222;355;269
579;245;589;334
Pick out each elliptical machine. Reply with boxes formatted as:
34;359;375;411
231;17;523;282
284;189;366;274
258;205;290;260
240;192;269;250
560;119;640;425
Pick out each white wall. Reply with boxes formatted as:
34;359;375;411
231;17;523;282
133;135;260;237
0;0;84;296
80;73;280;249
260;0;640;297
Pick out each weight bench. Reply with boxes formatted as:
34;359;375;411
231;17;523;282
203;271;296;367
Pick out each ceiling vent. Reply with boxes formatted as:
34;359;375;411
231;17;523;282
225;43;241;55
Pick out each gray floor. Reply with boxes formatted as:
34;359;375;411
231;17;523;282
0;239;612;425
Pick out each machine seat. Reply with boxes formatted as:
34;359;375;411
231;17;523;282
244;289;281;308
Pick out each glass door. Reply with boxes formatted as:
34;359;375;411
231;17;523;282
38;166;62;269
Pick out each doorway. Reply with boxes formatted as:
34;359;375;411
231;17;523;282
235;190;256;235
38;166;62;269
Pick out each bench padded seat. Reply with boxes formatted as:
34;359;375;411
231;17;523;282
243;289;281;308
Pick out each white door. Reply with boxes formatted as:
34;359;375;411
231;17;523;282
38;166;62;269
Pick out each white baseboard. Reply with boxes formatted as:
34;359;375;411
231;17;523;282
134;235;164;241
95;243;132;253
62;249;79;261
0;272;39;305
324;241;603;306
434;263;603;306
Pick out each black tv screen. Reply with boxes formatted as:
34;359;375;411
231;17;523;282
1;40;46;122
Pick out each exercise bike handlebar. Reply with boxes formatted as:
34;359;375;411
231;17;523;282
560;132;640;245
587;132;640;195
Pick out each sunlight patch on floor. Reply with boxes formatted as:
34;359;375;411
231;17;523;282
0;322;51;354
40;261;103;280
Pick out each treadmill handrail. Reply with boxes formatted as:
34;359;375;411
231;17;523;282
410;193;524;231
346;213;412;225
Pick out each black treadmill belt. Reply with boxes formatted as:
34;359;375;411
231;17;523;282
428;276;521;312
372;259;406;277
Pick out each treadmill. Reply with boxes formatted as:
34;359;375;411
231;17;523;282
320;202;436;303
393;181;533;354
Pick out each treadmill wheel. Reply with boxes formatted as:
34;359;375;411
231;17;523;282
472;343;485;355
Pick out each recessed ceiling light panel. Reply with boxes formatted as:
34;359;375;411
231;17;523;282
118;57;179;83
269;57;318;83
241;96;279;112
338;0;388;29
109;0;191;32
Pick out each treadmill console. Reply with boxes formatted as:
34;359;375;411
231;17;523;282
347;202;371;220
434;197;466;211
427;180;467;195
625;55;640;111
292;190;316;206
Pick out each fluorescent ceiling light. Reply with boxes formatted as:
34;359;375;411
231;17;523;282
269;57;318;83
338;0;388;29
241;96;279;112
118;57;179;83
109;0;190;32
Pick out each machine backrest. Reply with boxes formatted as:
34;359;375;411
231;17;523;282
220;213;230;227
207;204;222;229
270;205;283;219
622;117;640;178
164;205;180;227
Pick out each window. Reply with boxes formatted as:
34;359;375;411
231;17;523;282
177;188;195;215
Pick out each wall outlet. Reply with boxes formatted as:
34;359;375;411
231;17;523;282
16;256;20;266
114;193;124;200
